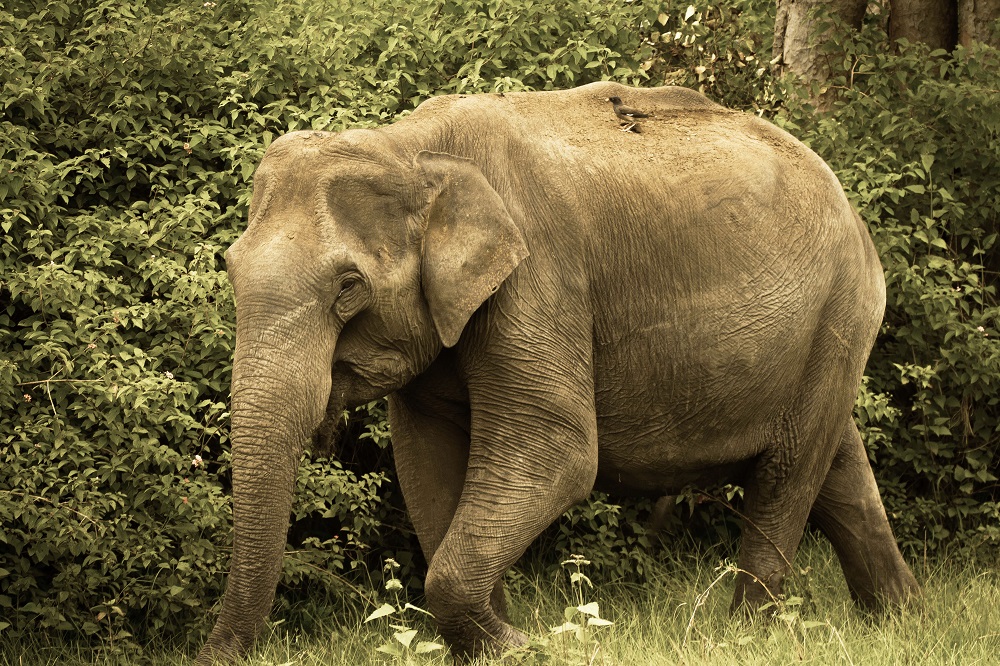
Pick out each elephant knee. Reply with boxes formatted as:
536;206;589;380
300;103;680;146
424;562;472;625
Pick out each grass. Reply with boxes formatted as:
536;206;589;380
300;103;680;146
4;535;999;665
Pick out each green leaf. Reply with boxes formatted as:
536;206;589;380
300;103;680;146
415;641;444;654
403;602;434;616
551;621;580;635
587;617;613;627
364;603;396;622
576;601;600;617
394;629;418;647
375;643;403;657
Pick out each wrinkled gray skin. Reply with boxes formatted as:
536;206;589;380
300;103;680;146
196;83;919;664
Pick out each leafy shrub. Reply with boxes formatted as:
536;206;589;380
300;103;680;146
531;493;656;584
0;0;655;643
771;19;1000;552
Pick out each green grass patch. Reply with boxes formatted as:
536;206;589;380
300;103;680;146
5;536;997;665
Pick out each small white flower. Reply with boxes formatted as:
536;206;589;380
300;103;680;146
977;326;985;333
385;578;403;591
165;371;174;379
193;454;203;467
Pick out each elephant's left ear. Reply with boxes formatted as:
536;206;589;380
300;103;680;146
415;150;529;348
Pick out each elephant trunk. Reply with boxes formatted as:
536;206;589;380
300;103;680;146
197;312;337;665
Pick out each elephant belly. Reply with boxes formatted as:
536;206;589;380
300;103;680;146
591;305;814;496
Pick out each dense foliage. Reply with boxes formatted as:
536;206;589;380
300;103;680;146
1;0;997;648
777;27;1000;551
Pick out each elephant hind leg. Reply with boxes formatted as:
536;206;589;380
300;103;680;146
731;409;837;613
731;308;869;612
809;420;920;610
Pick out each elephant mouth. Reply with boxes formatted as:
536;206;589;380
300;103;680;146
332;357;409;406
310;387;347;459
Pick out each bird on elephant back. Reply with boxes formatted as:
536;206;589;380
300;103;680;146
194;82;920;664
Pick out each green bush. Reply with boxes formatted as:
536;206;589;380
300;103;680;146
0;0;655;643
771;20;1000;552
2;0;998;649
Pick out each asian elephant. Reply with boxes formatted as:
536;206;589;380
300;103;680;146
196;82;919;664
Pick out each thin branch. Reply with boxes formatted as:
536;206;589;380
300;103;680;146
698;490;794;570
0;490;101;526
17;379;105;386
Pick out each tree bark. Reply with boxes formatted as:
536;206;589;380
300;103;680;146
773;0;868;84
959;0;1000;48
889;0;958;50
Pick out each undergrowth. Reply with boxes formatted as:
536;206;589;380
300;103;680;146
4;536;998;665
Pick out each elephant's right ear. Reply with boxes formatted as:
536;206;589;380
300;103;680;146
415;151;529;348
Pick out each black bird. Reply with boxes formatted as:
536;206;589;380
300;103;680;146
607;96;650;133
607;96;651;121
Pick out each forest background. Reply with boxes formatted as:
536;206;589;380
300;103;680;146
1;0;999;655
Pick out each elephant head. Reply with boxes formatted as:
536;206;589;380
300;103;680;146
196;130;528;664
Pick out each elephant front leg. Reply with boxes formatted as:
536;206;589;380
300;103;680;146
423;370;599;660
389;386;515;627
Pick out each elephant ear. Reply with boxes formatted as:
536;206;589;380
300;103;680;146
415;150;529;348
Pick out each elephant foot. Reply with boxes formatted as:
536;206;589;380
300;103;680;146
850;566;921;615
195;631;250;666
730;568;786;618
438;610;529;664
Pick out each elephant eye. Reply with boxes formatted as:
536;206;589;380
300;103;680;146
334;274;367;319
339;278;358;296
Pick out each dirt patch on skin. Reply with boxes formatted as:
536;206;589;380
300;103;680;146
420;84;737;149
404;82;818;182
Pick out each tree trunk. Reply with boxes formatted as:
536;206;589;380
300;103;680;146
773;0;868;84
959;0;1000;48
889;0;958;50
